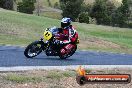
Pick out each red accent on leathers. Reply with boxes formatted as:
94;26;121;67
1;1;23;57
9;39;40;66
57;25;78;43
60;44;76;55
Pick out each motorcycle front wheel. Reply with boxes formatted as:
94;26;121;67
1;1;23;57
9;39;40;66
24;41;43;58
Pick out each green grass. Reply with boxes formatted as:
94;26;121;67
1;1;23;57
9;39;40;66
0;8;132;53
0;8;60;46
5;74;42;83
76;23;132;48
2;70;75;84
74;23;132;53
89;28;132;48
46;71;63;80
41;12;62;20
46;70;75;80
61;71;76;77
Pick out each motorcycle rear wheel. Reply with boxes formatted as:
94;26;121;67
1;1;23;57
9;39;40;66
24;41;43;58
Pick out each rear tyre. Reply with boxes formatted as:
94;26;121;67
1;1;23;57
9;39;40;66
24;41;43;58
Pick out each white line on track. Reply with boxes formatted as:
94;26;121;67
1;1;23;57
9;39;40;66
0;65;132;71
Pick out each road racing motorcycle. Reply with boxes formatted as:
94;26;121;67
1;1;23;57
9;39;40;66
24;27;79;59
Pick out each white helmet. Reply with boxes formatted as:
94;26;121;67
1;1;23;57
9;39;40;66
61;17;72;28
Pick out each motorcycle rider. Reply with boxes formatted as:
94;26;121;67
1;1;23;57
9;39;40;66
54;17;78;45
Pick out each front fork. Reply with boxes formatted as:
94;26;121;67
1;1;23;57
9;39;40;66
39;38;47;51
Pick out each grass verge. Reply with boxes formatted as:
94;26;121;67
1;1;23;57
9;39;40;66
0;69;132;88
5;74;42;83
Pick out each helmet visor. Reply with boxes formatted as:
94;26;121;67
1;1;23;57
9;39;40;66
61;22;70;28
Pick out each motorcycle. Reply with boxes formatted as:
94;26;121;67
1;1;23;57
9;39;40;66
24;27;79;59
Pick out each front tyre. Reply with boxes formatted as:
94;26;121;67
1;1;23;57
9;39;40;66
24;41;43;58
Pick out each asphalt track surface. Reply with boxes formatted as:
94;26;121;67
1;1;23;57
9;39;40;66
0;45;132;67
